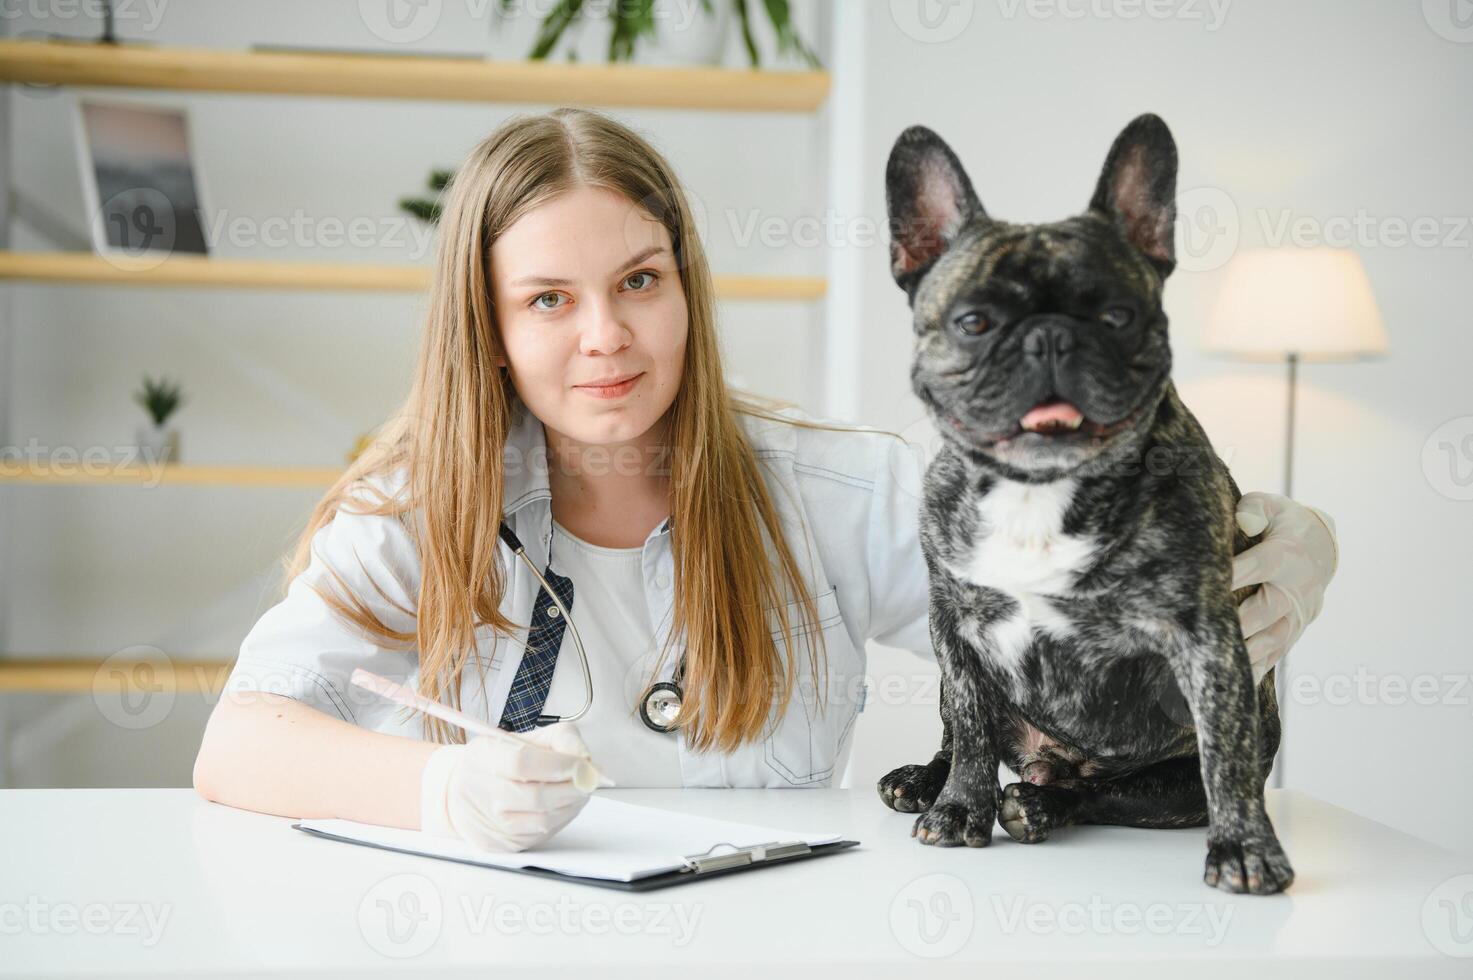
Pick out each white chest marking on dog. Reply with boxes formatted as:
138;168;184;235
946;478;1097;677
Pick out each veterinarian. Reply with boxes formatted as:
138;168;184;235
192;109;1338;854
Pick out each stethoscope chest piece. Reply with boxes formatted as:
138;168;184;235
639;681;683;734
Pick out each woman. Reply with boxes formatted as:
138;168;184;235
192;108;1337;854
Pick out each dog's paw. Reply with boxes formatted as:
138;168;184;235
999;781;1068;844
1203;836;1294;894
878;763;947;813
912;801;994;847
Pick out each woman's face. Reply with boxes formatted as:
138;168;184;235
490;185;688;450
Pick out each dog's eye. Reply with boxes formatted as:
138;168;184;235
1099;306;1135;328
951;311;990;336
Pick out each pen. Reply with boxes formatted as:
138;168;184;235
349;668;615;792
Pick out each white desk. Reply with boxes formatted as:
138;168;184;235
1;787;1468;978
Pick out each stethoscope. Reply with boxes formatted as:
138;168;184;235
497;521;684;734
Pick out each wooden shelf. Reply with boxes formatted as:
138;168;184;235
0;656;232;694
0;251;425;293
0;251;826;301
0;38;830;113
0;462;342;488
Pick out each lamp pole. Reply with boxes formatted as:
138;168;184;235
1271;351;1299;790
1283;352;1298;500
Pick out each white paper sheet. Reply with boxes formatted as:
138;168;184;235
296;796;846;882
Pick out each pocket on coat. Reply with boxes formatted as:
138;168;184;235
760;587;860;786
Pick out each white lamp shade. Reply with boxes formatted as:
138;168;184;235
1202;247;1388;362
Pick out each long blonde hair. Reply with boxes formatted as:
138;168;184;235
285;108;875;752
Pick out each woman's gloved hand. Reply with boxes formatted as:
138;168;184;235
1232;492;1339;684
419;722;611;852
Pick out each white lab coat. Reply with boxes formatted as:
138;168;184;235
224;395;934;787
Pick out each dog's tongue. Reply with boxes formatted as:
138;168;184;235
1020;399;1084;432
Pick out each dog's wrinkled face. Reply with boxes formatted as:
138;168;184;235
886;114;1181;480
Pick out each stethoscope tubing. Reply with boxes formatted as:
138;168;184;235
497;521;593;726
498;521;681;732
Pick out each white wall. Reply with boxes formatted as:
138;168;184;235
841;0;1473;856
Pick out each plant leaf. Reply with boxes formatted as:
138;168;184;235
530;0;584;60
734;0;759;66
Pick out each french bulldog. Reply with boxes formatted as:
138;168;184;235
875;113;1293;895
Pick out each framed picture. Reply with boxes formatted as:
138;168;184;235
72;95;211;259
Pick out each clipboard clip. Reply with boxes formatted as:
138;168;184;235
680;840;811;874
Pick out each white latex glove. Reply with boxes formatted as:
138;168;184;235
1232;492;1339;685
419;722;611;852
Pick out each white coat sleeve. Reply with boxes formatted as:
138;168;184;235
864;433;934;660
223;477;421;729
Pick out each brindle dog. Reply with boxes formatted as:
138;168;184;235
876;114;1292;895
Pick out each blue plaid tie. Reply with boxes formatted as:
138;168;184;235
498;563;574;733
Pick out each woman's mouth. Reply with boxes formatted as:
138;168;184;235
574;371;644;399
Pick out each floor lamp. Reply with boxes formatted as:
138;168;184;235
1203;247;1387;788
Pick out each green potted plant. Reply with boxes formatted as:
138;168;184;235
134;374;184;464
499;0;820;67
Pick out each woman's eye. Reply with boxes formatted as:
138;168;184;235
951;310;990;336
531;292;566;311
1100;306;1135;328
624;270;658;291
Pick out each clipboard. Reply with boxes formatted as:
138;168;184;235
293;823;860;891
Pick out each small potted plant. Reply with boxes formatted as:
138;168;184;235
134;374;184;464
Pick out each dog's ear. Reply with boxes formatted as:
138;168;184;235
886;126;985;294
1088;113;1178;280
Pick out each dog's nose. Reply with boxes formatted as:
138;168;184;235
1022;319;1076;360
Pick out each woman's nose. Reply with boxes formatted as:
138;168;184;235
578;297;631;356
